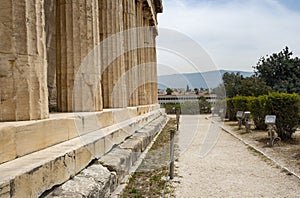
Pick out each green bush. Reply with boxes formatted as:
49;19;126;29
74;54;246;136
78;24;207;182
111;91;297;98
264;92;299;140
227;93;300;140
226;96;253;121
248;95;268;130
226;98;235;121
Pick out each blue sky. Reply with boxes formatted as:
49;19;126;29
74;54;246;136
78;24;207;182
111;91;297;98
157;0;300;75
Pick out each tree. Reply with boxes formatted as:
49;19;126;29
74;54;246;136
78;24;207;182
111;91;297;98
166;88;173;95
194;88;199;95
221;72;271;98
253;46;300;94
222;72;243;98
239;76;271;97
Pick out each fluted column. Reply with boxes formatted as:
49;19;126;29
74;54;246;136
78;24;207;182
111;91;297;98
151;27;159;104
143;9;153;105
45;0;57;111
123;0;139;106
136;0;147;105
99;0;127;108
57;0;102;112
0;0;48;121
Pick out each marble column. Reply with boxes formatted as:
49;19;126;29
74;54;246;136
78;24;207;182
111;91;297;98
0;0;49;121
136;0;147;105
151;27;159;104
99;0;127;108
45;0;57;111
123;0;139;107
143;9;153;105
57;0;102;112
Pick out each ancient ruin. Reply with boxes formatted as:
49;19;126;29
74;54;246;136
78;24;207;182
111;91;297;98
0;0;163;197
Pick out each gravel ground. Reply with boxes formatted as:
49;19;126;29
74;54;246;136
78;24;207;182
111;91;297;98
174;115;300;197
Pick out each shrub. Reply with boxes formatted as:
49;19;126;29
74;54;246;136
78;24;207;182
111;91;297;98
248;95;268;130
227;93;299;140
264;92;299;140
226;96;254;121
226;98;235;121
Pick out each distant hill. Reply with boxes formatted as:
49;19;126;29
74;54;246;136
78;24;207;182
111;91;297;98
158;70;253;89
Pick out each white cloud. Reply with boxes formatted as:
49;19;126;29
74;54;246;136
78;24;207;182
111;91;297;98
157;0;300;75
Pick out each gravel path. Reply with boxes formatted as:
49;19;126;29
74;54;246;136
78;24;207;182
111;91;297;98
174;115;300;197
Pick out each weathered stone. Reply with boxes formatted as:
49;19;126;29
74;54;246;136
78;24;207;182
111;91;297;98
45;164;117;198
0;0;164;196
0;126;16;164
99;148;132;181
56;0;102;112
0;181;10;198
0;0;49;121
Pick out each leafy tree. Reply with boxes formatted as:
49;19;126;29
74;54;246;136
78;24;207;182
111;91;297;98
240;76;271;97
253;46;300;94
222;72;243;98
221;72;271;98
166;88;173;95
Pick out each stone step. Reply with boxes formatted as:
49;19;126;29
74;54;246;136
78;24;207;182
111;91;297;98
0;107;165;198
0;105;159;165
43;114;168;198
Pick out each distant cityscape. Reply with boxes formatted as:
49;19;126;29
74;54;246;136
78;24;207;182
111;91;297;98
158;86;217;105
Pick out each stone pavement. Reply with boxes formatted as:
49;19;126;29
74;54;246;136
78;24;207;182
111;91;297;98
174;115;300;197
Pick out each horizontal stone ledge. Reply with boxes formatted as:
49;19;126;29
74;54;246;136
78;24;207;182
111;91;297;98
43;114;168;198
0;108;164;198
0;104;160;165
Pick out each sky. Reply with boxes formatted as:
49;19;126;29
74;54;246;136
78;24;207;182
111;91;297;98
156;0;300;75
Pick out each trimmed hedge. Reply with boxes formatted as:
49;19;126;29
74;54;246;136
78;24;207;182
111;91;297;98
226;96;254;121
226;93;300;140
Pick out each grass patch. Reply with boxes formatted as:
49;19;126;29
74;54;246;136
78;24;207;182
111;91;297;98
122;118;177;198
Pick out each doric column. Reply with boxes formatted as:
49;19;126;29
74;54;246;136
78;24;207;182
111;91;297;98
0;0;49;121
143;8;153;105
57;0;102;112
136;0;147;105
151;27;159;104
45;0;57;111
123;0;139;106
99;0;127;108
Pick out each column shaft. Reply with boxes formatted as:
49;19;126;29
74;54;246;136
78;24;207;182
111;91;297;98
57;0;102;112
99;0;127;108
136;1;146;105
123;0;139;106
0;0;48;121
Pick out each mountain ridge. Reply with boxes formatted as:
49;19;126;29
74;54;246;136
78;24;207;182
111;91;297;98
158;70;253;89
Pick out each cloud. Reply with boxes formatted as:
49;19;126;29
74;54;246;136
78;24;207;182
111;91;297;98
157;0;300;74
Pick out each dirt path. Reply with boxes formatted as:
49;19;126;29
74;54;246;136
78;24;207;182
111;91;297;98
174;115;300;197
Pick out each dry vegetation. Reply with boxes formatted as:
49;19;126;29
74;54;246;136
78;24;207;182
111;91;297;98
122;118;178;198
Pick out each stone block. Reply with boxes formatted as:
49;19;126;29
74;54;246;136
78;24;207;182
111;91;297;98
11;151;76;197
0;181;10;198
15;120;69;157
96;111;113;128
75;146;93;173
93;138;105;158
99;148;132;181
0;126;16;164
46;164;116;198
73;113;101;136
111;109;131;124
119;138;143;163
